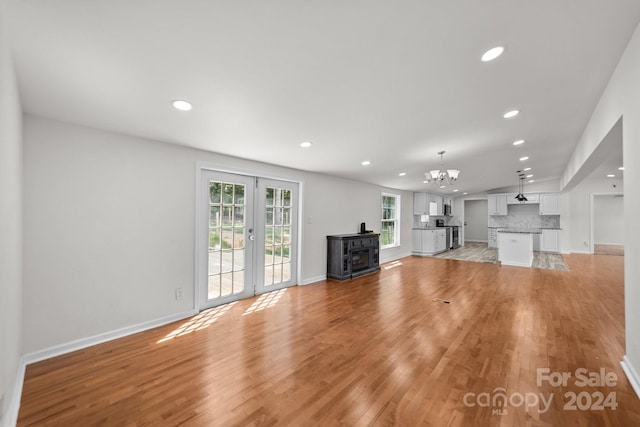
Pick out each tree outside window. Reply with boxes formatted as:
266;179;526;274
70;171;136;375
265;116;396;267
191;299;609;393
381;193;400;248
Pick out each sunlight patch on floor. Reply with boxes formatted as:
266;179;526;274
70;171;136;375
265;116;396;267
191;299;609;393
383;260;403;270
243;288;287;316
157;301;237;343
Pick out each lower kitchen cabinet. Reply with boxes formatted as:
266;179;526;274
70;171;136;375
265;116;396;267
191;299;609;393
541;229;561;253
412;229;447;256
488;228;498;248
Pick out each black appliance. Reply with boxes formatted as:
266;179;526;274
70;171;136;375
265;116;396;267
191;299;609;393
359;222;373;234
451;226;460;248
444;204;452;216
435;220;460;249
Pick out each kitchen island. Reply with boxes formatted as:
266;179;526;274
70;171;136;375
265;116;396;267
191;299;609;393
497;229;542;267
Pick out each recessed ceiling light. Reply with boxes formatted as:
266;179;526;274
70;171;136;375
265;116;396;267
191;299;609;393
607;174;615;178
519;156;529;161
172;100;192;111
423;180;429;184
439;185;446;189
503;110;519;119
528;180;535;183
300;141;312;148
619;166;624;171
398;172;406;176
453;189;459;192
513;139;525;146
463;192;468;195
523;167;532;171
526;174;533;178
481;46;505;62
361;160;371;166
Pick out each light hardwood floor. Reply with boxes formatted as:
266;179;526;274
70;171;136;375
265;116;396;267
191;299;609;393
18;254;640;426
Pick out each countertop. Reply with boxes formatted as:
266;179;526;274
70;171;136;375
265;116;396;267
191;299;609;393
497;229;542;234
489;226;562;230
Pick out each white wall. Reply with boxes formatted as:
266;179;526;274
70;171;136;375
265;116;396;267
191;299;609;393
463;200;488;242
593;195;624;245
0;2;23;424
565;177;624;253
22;115;413;355
560;20;640;394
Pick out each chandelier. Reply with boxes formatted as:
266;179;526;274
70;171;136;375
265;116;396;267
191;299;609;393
424;151;460;185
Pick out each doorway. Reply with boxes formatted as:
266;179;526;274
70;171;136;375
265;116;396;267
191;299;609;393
591;193;624;255
463;199;489;244
197;170;299;311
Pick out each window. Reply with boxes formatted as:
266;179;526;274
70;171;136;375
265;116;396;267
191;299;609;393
381;193;400;248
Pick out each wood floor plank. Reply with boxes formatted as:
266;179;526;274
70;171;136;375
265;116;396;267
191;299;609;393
17;254;640;426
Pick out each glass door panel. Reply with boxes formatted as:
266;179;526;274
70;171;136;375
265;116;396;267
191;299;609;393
199;171;255;309
255;179;298;295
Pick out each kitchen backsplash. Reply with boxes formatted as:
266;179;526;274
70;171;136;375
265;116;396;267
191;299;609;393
413;215;462;228
488;204;560;229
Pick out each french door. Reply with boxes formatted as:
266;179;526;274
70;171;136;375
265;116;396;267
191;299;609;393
198;170;298;310
254;178;298;295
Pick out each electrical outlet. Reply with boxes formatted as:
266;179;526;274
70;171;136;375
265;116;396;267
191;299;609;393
175;287;183;300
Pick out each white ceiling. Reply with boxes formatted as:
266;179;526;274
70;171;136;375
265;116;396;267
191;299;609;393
4;0;638;194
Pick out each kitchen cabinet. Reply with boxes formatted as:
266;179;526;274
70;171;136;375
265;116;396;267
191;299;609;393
413;192;428;214
498;231;534;267
539;193;561;215
541;229;561;253
414;192;444;215
412;229;423;252
427;194;443;216
412;229;447;256
488;194;507;216
488;228;498;248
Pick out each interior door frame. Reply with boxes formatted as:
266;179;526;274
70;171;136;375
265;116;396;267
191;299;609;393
194;162;304;311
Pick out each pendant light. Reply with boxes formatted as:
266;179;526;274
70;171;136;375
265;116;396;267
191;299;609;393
514;171;528;202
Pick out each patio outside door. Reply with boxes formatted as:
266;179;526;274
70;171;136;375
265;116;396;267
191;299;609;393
198;170;298;310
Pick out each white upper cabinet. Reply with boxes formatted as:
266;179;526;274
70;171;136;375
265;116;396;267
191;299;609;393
427;194;444;216
488;194;507;216
414;192;444;215
413;192;428;215
539;193;561;215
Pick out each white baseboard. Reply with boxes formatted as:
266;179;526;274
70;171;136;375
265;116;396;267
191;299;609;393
5;310;195;427
301;275;326;285
621;355;640;400
4;359;26;427
22;309;196;366
380;251;412;264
